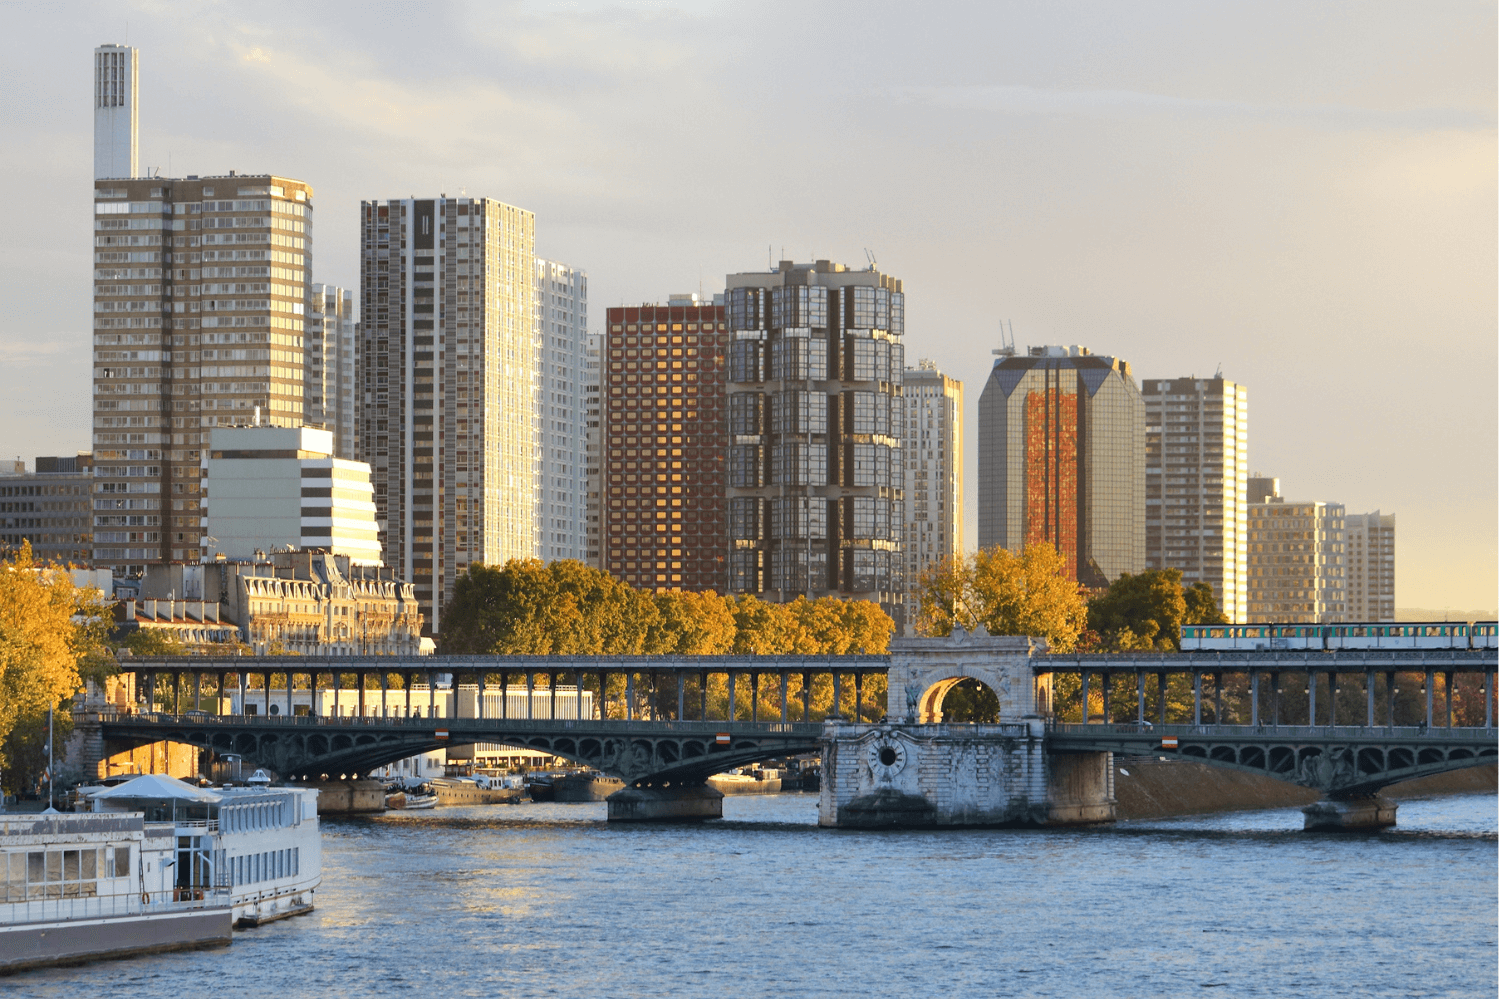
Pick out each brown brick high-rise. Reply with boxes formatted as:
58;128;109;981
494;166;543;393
602;298;729;592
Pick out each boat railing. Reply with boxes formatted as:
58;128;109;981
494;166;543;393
0;884;231;926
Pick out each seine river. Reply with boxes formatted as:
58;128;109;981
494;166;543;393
12;793;1497;998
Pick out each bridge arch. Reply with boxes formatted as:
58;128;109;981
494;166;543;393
917;672;1007;723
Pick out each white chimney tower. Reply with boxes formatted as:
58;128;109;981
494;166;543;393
94;44;138;179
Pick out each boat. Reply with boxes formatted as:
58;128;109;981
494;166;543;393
554;772;624;802
85;773;323;929
430;775;522;806
0;808;232;973
402;793;438;810
524;774;556;802
708;768;783;795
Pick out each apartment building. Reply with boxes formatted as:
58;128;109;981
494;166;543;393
1345;510;1396;621
307;284;358;459
978;345;1144;587
902;361;963;632
601;295;729;592
535;259;589;562
1143;376;1249;621
0;455;94;564
357;196;537;632
584;332;603;568
1245;479;1347;623
92;173;313;573
725;261;906;627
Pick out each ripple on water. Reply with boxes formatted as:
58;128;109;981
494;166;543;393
8;792;1496;999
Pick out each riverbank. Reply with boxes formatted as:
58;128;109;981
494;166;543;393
1114;758;1497;820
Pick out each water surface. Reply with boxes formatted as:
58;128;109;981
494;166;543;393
12;793;1497;998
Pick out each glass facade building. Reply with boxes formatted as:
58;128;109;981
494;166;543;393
1143;376;1249;621
358;196;537;634
724;261;905;628
978;345;1144;587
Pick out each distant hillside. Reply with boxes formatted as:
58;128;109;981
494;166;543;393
1396;608;1498;622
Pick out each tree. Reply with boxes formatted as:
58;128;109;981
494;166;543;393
1085;569;1228;652
647;590;736;655
0;543;115;792
914;542;1088;652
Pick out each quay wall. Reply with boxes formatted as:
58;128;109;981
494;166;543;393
0;908;231;975
1114;759;1498;821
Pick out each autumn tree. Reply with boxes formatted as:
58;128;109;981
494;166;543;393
0;543;115;793
914;542;1088;652
1085;569;1229;652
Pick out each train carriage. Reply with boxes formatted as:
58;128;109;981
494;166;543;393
1182;622;1481;652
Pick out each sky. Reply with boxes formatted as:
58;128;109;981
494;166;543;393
0;0;1493;612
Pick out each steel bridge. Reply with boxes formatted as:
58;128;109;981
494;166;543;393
96;647;1497;794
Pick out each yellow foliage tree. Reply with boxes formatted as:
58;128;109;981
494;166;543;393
0;543;114;776
914;542;1087;653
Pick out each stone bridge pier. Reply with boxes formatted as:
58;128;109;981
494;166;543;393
821;630;1115;828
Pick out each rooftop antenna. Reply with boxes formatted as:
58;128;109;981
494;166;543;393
992;319;1017;357
863;248;877;270
1215;362;1224;379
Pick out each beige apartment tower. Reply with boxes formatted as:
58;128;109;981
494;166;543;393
902;361;963;632
92;174;313;573
358;196;537;634
307;284;358;459
1245;480;1347;623
1143;376;1249;621
1345;511;1395;621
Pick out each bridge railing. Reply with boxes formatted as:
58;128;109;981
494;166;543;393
98;710;822;736
1049;722;1499;741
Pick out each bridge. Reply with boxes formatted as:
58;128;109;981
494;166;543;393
92;636;1496;826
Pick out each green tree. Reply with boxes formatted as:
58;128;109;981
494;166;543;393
647;590;737;655
915;542;1088;652
1086;569;1228;652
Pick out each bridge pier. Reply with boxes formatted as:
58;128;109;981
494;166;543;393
1302;795;1398;832
606;784;724;823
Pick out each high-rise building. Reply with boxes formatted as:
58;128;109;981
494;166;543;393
584;332;603;568
724;261;906;626
94;44;138;180
1345;510;1395;621
201;426;381;565
1245;479;1347;623
0;455;94;564
978;345;1144;587
535;259;589;562
602;295;729;592
902;361;963;632
357;196;537;633
307;284;358;459
92;173;314;574
1143;376;1249;621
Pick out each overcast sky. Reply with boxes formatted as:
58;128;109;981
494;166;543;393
1;1;1493;611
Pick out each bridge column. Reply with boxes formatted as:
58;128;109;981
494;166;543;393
728;673;736;721
855;672;863;724
405;673;412;719
288;670;294;718
1366;669;1375;726
700;671;707;721
1385;671;1395;729
833;672;842;720
1192;672;1201;726
428;670;435;718
1213;672;1222;725
477;672;485;720
216;672;226;716
751;673;758;723
551;672;559;722
381;672;389;719
1135;670;1144;724
1423;670;1433;728
1082;672;1091;723
1101;673;1112;724
1303;795;1398;832
1308;669;1316;726
1156;672;1166;726
1444;671;1453;728
606;784;724;823
624;672;633;721
357;673;366;718
1487;670;1494;729
1329;672;1338;726
802;671;811;721
1271;673;1281;728
1250;671;1259;728
264;672;272;718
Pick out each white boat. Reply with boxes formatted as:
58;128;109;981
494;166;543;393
87;774;322;928
0;809;232;973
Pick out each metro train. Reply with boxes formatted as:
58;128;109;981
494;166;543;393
1180;621;1499;652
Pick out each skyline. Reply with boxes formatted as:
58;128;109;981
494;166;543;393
0;1;1493;611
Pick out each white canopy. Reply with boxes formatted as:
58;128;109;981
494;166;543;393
88;773;221;803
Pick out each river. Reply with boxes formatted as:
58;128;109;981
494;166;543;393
10;793;1497;998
